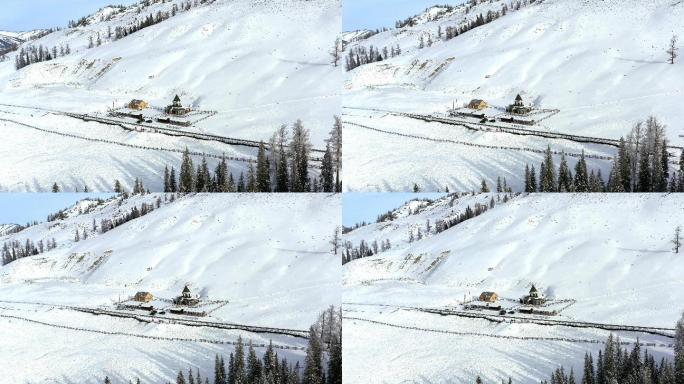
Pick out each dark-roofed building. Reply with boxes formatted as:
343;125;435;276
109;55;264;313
174;284;199;306
165;95;191;116
520;284;546;305
506;94;532;115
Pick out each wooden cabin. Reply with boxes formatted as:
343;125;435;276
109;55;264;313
479;291;498;303
128;99;148;110
133;291;153;302
468;99;488;110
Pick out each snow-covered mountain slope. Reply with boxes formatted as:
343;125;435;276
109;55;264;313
0;193;340;383
0;32;22;51
0;223;22;236
343;193;684;383
0;0;341;191
343;193;518;269
342;0;684;191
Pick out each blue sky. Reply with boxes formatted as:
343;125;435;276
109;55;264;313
0;0;138;32
343;0;464;31
0;193;115;225
343;193;447;227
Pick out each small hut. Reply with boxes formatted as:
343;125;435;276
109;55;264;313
174;284;200;306
506;94;532;115
165;95;191;116
479;291;498;303
520;284;546;305
468;99;488;110
128;99;149;110
133;291;153;302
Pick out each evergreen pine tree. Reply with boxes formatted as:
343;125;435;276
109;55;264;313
541;146;557;192
247;341;262;383
303;325;324;384
237;172;245;192
256;142;271;192
675;311;684;384
180;147;195;193
170;167;178;192
574;151;589;192
164;165;171;192
247;163;257;192
558;152;574;192
320;144;335;193
234;337;247;384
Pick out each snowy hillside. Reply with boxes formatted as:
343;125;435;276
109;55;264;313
343;193;684;383
342;0;684;191
0;223;22;236
0;0;341;191
0;193;341;383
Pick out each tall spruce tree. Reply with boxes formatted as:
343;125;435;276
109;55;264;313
256;142;271;192
234;337;246;384
558;152;574;192
180;147;194;193
574;151;589;192
540;146;557;192
303;325;324;384
320;144;335;192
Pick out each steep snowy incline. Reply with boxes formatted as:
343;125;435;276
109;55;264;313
344;193;684;326
343;193;684;383
342;0;684;191
0;0;341;191
345;0;684;141
0;193;340;383
1;193;341;327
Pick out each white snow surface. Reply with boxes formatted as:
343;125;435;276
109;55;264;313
342;0;684;191
0;193;341;383
343;193;684;383
0;0;341;191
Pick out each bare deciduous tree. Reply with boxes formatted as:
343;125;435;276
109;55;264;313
673;225;682;254
330;37;341;67
667;34;679;64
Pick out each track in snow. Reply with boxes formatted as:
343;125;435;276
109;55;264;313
344;106;684;157
343;302;675;338
343;120;613;161
0;313;306;350
0;299;309;340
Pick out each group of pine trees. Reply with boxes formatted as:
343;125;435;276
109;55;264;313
14;44;71;70
523;117;684;193
347;0;534;72
101;306;341;384
344;44;401;71
99;198;162;234
161;118;341;193
523;148;604;193
342;193;510;264
471;311;684;383
606;118;684;193
1;238;57;265
542;324;683;384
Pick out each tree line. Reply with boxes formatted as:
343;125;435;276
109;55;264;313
101;306;342;384
472;310;684;383
14;44;71;70
522;117;684;193
160;118;341;193
342;193;512;264
1;238;57;265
